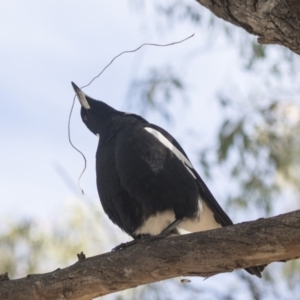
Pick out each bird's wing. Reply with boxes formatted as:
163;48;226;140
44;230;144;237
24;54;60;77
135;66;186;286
143;124;233;227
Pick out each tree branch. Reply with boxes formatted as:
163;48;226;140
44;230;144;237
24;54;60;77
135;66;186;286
195;0;300;54
1;210;300;300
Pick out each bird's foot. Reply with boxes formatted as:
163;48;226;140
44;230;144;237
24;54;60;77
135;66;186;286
112;220;182;251
112;234;151;251
112;239;139;251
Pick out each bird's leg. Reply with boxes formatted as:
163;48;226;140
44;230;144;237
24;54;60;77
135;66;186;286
158;219;182;237
112;219;182;251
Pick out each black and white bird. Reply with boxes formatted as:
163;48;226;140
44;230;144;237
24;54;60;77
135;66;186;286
72;82;264;278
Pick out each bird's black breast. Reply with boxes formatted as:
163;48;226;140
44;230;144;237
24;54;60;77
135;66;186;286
96;138;144;236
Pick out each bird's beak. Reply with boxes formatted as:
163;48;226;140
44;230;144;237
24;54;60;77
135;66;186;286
71;82;91;109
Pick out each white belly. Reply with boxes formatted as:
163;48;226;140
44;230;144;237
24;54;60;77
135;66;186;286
180;201;221;232
134;199;221;236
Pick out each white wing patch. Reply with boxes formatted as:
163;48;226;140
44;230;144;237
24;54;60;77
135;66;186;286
144;127;196;178
184;163;196;179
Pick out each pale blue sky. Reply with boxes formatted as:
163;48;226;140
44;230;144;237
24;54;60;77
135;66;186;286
0;0;242;221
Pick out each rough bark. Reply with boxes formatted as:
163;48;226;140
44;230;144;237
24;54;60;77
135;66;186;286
0;210;300;300
195;0;300;55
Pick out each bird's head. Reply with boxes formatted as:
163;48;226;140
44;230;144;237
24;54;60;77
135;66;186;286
71;82;121;137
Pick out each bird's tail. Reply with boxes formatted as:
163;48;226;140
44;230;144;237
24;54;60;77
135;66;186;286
177;201;266;278
245;265;266;278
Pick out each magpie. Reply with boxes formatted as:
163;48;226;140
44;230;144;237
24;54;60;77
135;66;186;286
71;82;264;278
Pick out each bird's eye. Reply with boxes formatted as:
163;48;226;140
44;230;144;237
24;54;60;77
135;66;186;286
83;115;88;121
